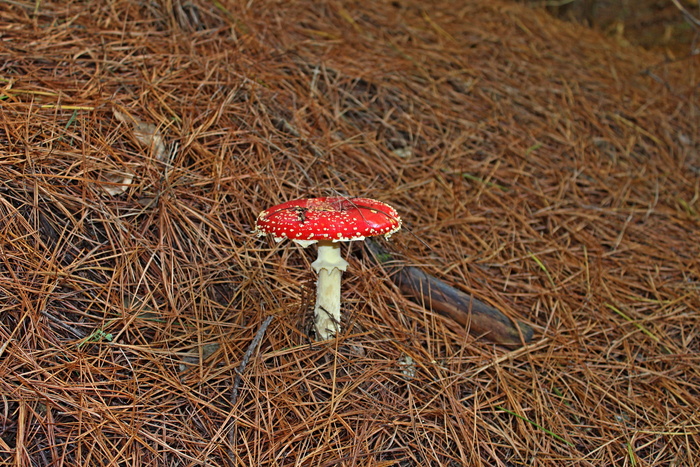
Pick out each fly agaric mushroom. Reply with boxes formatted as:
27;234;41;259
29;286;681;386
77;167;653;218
254;197;401;340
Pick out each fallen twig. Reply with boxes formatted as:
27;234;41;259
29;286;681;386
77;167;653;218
226;315;274;465
230;315;274;406
364;238;534;348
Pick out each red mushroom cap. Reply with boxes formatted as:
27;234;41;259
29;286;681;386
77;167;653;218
255;197;401;243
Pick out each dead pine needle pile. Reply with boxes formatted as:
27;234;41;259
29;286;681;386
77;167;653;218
0;0;698;465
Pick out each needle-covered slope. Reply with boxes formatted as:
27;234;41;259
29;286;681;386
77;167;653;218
0;0;698;465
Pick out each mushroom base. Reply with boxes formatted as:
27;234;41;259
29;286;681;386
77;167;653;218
313;267;343;340
311;241;349;340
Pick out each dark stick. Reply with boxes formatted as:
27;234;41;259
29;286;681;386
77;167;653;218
230;315;274;406
364;238;533;348
227;315;274;465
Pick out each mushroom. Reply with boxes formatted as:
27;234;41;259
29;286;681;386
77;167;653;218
254;197;401;340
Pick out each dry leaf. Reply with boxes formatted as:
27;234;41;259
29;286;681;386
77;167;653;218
100;171;134;196
179;342;221;373
113;108;169;161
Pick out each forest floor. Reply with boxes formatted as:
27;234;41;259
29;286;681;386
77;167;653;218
1;0;698;465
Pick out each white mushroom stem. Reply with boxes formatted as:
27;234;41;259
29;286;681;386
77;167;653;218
311;240;349;340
